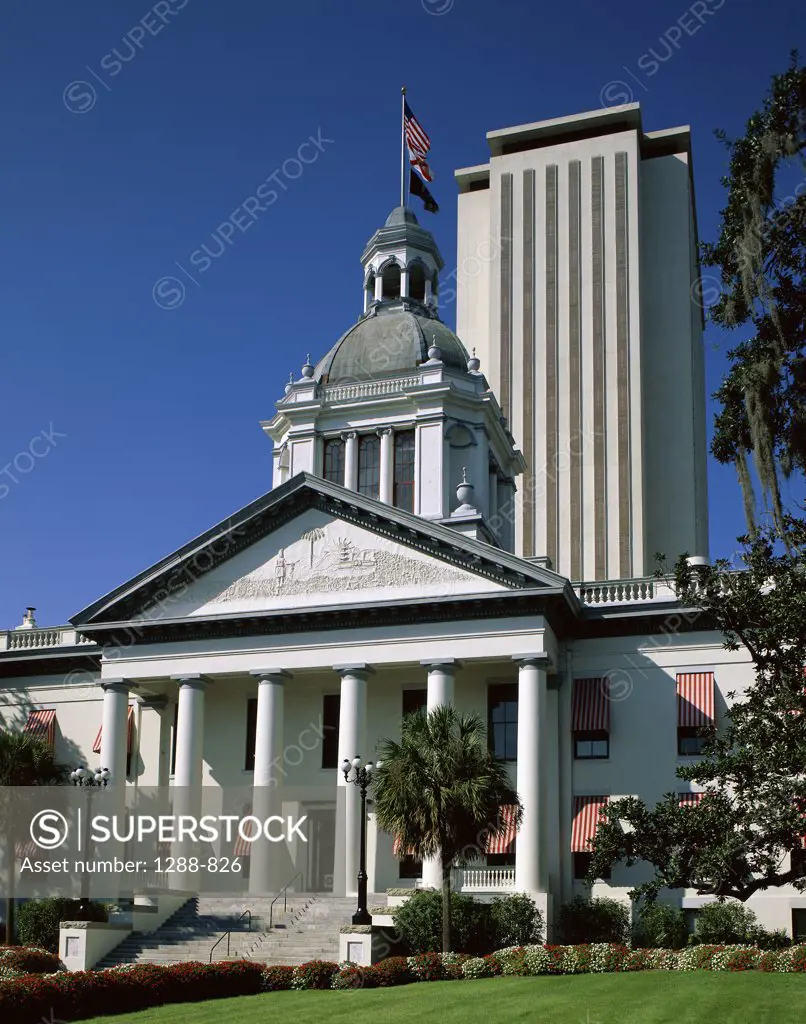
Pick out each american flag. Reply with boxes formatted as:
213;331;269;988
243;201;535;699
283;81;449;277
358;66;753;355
404;100;433;182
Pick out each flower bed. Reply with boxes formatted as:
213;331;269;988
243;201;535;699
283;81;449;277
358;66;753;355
1;943;804;1023
0;947;62;982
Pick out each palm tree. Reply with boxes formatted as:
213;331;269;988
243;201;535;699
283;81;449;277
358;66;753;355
373;705;521;952
0;730;70;944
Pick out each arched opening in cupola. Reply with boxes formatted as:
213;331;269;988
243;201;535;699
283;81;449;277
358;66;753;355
408;262;426;302
364;272;376;311
381;261;401;300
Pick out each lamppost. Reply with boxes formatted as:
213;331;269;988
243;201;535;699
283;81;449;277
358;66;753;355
341;756;376;925
70;767;110;910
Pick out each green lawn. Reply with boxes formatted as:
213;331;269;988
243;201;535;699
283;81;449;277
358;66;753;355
80;973;805;1024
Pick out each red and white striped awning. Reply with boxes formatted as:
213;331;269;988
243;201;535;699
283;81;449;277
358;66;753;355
233;805;255;857
485;804;518;855
679;792;704;808
676;672;715;728
571;678;610;733
92;706;135;754
392;834;417;857
571;796;608;852
23;708;56;748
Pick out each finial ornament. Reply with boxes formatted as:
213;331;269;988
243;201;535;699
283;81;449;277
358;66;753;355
455;469;476;511
284;372;294;395
301;354;315;379
467;347;481;373
427;333;442;362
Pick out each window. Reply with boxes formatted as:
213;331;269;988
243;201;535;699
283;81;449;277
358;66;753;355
321;694;340;769
357;435;380;499
791;847;806;877
574;732;610;759
399;855;422;879
408;263;426;302
245;698;257;771
793;909;806;943
381;262;401;299
402;689;427;718
393;430;416;512
573;852;611;881
488;683;518;761
677;726;710;756
323;438;345;485
487;849;515;867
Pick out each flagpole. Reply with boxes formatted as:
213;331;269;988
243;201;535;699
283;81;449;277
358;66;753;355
400;85;407;208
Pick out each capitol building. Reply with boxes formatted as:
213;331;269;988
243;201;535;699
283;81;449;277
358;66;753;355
2;103;803;947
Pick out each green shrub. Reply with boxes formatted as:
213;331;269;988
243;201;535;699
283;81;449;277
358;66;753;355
16;899;107;953
261;964;294;990
695;900;757;945
489;893;544;947
0;946;61;979
632;902;689;949
291;960;339;990
746;925;791;950
557;897;630;945
393;889;490;954
371;956;413;986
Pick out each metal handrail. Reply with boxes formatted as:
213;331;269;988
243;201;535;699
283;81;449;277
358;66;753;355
208;909;252;963
269;870;304;929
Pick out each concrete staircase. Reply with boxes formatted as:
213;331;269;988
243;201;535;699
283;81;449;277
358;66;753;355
95;894;356;968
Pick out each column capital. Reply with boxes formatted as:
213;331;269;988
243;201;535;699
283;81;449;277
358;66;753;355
341;430;357;441
171;674;212;689
420;659;460;671
250;668;291;684
99;678;137;693
376;427;393;437
333;663;375;678
512;653;551;670
137;695;168;710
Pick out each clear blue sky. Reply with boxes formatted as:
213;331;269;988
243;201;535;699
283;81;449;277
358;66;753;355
0;0;803;627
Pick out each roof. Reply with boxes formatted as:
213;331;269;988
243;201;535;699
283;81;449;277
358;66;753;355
313;301;470;382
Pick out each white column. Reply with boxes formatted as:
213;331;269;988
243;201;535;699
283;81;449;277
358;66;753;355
514;655;549;895
335;664;372;898
425;278;434;307
250;669;289;894
172;676;209;789
343;432;358;490
421;660;457;888
400;266;409;298
374;274;383;302
99;680;132;787
378;428;394;504
422;659;456;712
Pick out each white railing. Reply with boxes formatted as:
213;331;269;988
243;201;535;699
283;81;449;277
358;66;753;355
577;577;674;605
0;627;97;652
453;867;515;891
320;376;421;403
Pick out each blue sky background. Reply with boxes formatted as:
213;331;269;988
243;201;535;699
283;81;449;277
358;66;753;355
0;0;803;627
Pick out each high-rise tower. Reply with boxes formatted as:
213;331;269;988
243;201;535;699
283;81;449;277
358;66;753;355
455;103;709;580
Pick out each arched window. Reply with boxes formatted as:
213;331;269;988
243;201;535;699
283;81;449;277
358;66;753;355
393;431;416;512
358;434;380;498
323;438;345;485
381;262;401;300
408;263;426;302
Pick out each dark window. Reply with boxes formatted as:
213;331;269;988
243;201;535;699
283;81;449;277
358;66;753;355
399;855;422;879
408;263;426;302
574;731;610;759
793;908;806;943
573;852;611;881
323;438;345;485
487;850;515;867
488;683;518;761
245;698;258;771
381;262;401;299
171;703;178;775
678;726;710;756
358;435;380;499
402;689;427;718
393;431;416;512
321;693;340;769
791;847;806;877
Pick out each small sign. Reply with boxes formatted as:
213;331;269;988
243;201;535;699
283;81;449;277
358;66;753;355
347;941;364;964
65;936;80;959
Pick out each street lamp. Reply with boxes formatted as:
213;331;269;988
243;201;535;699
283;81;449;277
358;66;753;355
341;756;376;925
70;766;111;910
71;766;111;788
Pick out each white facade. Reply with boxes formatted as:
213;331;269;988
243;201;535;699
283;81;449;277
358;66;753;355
0;134;801;941
455;104;709;580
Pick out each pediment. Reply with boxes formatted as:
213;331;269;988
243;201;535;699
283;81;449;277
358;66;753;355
131;509;507;620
